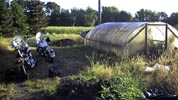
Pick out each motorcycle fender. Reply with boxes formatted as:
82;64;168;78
50;52;55;58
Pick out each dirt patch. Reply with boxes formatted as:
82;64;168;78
54;78;100;100
52;38;83;47
8;78;101;100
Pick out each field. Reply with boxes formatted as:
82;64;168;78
0;26;178;100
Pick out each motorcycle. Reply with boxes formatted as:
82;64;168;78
12;35;37;69
17;50;37;69
36;32;55;63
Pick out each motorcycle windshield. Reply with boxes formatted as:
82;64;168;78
13;35;24;48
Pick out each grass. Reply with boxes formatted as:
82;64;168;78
83;62;122;80
0;37;15;79
44;26;93;35
0;34;92;99
0;83;15;100
23;77;60;93
1;29;178;99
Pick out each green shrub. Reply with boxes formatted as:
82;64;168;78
99;75;144;100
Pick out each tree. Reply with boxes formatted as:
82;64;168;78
117;11;133;22
0;0;13;35
44;2;61;26
25;0;47;34
134;9;159;22
82;7;98;26
59;9;73;26
157;12;168;21
70;7;97;26
11;0;28;35
45;2;60;16
135;9;147;21
168;13;178;27
71;8;86;26
102;6;119;22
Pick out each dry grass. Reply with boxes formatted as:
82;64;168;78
86;62;122;80
23;77;60;93
0;83;15;100
1;34;178;99
44;26;93;35
0;37;13;51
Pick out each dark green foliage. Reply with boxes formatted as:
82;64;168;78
25;0;47;34
71;7;98;26
11;0;28;35
99;76;144;100
83;7;98;26
45;2;61;16
44;1;98;26
102;6;120;22
102;7;132;23
168;13;178;27
158;12;168;21
134;9;159;22
117;11;133;22
0;0;13;35
45;2;61;26
59;9;74;26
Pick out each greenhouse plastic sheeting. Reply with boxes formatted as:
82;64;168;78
84;22;178;56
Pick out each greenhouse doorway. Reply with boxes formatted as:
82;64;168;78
145;23;171;56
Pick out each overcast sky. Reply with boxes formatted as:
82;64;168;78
41;0;178;16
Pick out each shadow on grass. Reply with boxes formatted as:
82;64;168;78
28;45;94;80
0;44;96;83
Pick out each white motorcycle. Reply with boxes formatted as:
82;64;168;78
36;32;55;63
12;35;37;72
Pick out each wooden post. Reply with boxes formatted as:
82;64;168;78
145;24;148;55
98;0;101;24
165;24;168;50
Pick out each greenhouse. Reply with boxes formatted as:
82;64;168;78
84;22;178;56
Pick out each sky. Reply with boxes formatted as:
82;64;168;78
41;0;178;16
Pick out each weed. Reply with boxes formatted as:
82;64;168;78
0;83;15;100
23;77;60;94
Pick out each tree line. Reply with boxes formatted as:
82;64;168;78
0;0;178;36
46;2;178;28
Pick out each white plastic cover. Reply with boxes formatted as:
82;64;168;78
85;22;178;56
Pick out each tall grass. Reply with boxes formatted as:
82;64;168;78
23;77;60;94
147;51;178;94
82;50;178;99
50;33;83;43
83;52;147;100
44;26;93;35
0;83;15;100
1;33;178;99
0;37;13;51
